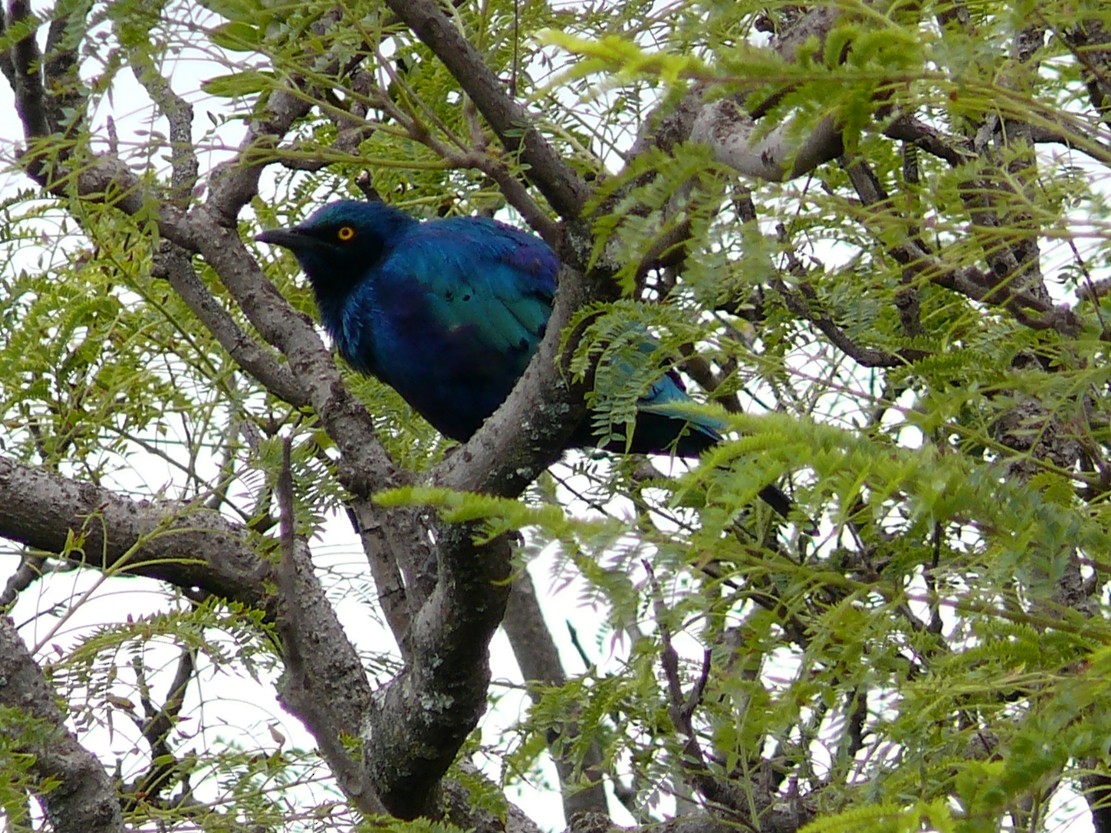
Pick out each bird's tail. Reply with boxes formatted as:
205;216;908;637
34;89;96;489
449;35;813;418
758;483;794;522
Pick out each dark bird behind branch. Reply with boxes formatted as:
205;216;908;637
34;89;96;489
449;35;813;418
257;199;793;519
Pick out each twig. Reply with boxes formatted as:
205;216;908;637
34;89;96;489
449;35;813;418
0;551;45;609
843;156;1086;338
772;276;922;368
382;0;590;220
643;560;754;824
503;573;609;816
124;646;196;806
565;621;593;670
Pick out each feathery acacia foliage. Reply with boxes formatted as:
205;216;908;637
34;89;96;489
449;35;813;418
1;1;1110;832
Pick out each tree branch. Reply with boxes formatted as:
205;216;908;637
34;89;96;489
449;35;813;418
647;562;750;822
6;2;51;147
0;550;45;609
381;0;590;221
0;614;126;833
504;572;609;820
842;155;1085;338
689;100;843;182
1062;17;1111;127
361;526;513;818
151;242;308;407
0;455;272;605
0;454;383;812
124;647;196;806
275;438;382;814
771;276;922;369
122;41;197;206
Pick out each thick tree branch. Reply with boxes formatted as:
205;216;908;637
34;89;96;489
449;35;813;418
0;615;126;833
276;440;382;814
361;525;514;819
0;455;381;812
6;2;51;147
0;455;272;604
689;101;843;182
41;10;83;136
635;7;844;179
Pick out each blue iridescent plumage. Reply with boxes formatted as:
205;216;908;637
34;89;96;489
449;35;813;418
257;200;790;516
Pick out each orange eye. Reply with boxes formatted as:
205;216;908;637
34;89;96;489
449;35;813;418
337;225;356;242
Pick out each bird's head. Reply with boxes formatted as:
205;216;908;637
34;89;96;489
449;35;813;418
255;200;416;292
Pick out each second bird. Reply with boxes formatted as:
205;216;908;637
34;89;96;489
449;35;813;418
256;199;791;517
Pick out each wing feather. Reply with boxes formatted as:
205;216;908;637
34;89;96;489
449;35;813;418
399;217;557;357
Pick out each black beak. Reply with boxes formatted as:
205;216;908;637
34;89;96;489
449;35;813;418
255;227;310;250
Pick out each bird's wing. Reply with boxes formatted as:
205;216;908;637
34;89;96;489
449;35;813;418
387;217;558;359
